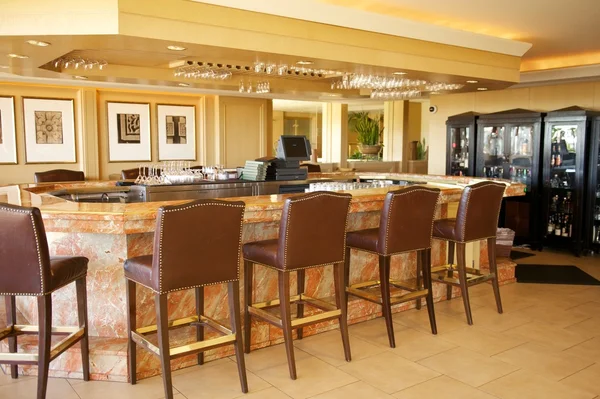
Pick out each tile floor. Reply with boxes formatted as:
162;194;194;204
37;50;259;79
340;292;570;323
1;249;599;399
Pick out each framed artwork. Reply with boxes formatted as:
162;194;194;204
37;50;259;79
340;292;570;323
0;96;17;164
23;97;76;164
107;102;151;162
157;104;196;160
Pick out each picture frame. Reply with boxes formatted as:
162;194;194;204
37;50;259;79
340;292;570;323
23;97;76;164
0;96;17;164
107;102;151;162
157;104;196;161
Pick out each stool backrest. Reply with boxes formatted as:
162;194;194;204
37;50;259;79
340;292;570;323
378;186;441;255
300;163;321;173
152;199;245;293
0;204;51;295
456;181;506;242
278;191;351;270
34;169;84;183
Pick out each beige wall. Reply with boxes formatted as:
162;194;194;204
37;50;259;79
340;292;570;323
428;81;600;175
0;81;270;184
405;102;422;162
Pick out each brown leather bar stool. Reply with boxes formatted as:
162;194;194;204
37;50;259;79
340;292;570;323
124;199;248;399
243;192;352;380
0;204;90;399
34;169;85;183
345;186;441;348
431;181;506;325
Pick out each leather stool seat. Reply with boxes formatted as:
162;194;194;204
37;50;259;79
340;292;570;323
432;219;457;240
242;239;279;268
123;255;153;287
345;228;379;253
49;256;88;291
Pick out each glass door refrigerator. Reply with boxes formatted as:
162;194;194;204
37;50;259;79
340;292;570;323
446;112;479;176
542;107;598;256
476;109;543;246
584;114;600;254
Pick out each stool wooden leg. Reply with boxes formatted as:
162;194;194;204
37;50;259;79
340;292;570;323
334;263;351;361
422;249;437;335
487;237;503;314
379;255;395;348
4;295;18;378
37;295;52;399
344;247;351;313
243;260;253;354
296;269;305;340
416;251;422;310
156;293;174;399
278;270;297;380
126;279;137;385
447;241;455;300
228;281;249;393
195;287;205;365
456;243;473;325
76;277;90;381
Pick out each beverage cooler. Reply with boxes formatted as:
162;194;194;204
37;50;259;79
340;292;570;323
541;107;598;256
476;109;543;246
446;112;479;176
584;115;600;254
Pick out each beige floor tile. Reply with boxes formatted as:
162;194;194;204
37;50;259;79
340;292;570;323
492;342;593;381
468;305;533;332
232;387;291;398
432;297;484;318
293;330;386;366
72;375;172;399
386;327;456;361
506;320;593;350
510;304;591;329
566;317;600;337
393;375;498;399
0;377;79;399
437;325;526;356
563;336;600;362
392;309;467;334
310;381;393;399
565;287;600;304
0;373;34;387
418;347;518;387
566;301;600;318
480;370;594;399
172;358;270;399
255;356;357;399
560;363;600;397
338;351;439;394
235;343;312;373
348;317;407;348
470;292;538;312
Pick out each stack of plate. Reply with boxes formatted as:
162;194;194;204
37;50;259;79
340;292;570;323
241;160;268;181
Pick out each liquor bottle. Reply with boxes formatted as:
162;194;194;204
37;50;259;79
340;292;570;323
562;215;570;237
554;214;562;236
551;154;555;167
556;153;562;166
550;195;558;212
521;136;529;154
547;214;554;235
564;192;572;214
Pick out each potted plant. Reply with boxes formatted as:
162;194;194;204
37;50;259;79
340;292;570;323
349;112;383;156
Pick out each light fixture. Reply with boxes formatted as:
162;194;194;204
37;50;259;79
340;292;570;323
466;80;479;84
177;82;190;87
167;45;187;51
7;53;28;59
477;87;488;91
26;40;51;47
73;75;88;80
393;71;407;75
296;60;314;65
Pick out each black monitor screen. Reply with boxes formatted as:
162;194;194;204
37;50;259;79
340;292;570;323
278;136;311;161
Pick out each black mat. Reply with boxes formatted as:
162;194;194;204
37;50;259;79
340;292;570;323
510;250;536;260
515;264;600;285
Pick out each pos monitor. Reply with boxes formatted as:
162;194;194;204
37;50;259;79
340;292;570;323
276;135;312;161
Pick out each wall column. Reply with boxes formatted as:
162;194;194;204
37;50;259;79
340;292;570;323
321;103;348;168
383;100;408;170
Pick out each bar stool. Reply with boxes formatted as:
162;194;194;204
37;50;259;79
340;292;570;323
34;169;84;183
431;181;506;325
243;192;352;380
0;204;90;399
124;199;248;399
345;187;441;348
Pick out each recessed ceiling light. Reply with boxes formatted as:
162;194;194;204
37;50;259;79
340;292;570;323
466;80;479;84
73;75;88;80
393;71;407;75
178;83;190;87
26;40;51;47
296;60;314;65
7;53;28;59
167;45;186;51
477;87;488;91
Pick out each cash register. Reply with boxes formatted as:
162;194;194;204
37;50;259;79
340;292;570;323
269;135;312;181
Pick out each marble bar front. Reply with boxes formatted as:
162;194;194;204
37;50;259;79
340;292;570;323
0;173;525;381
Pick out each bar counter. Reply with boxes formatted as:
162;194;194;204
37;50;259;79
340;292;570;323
0;173;525;381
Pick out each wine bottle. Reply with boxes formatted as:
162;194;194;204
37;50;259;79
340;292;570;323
547;215;554;235
554;214;562;236
562;215;570;237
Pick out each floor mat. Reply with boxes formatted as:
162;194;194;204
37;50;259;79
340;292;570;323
510;250;536;260
515;264;600;285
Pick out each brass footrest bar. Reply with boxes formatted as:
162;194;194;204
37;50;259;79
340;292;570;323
249;294;342;329
347;282;429;306
136;315;233;337
0;326;12;341
433;272;495;286
432;264;483;276
290;310;341;329
0;326;85;363
390;289;429;305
